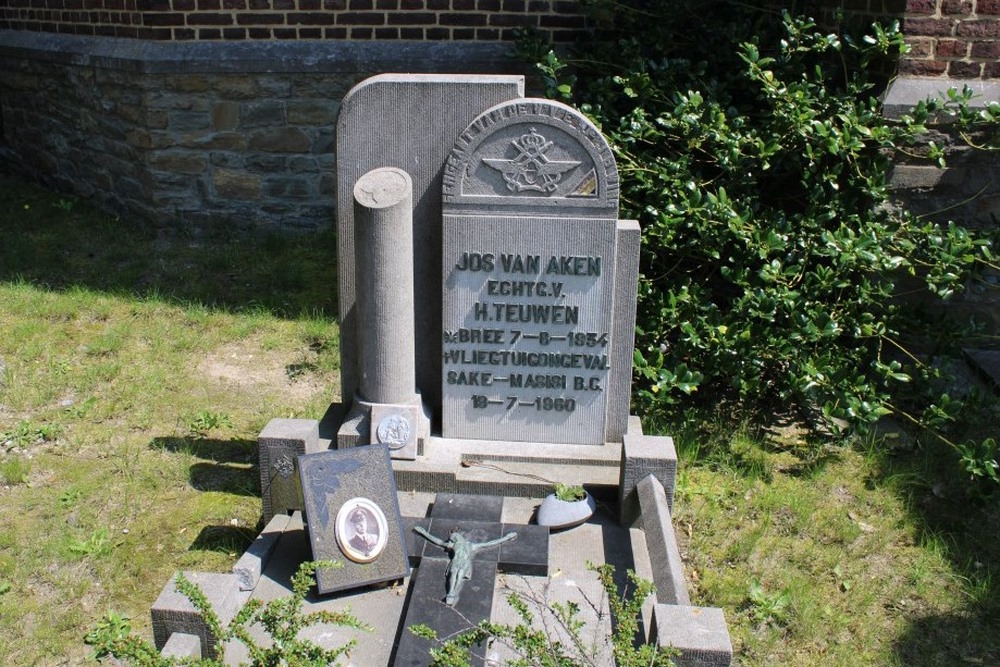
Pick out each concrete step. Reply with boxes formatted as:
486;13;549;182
392;436;621;498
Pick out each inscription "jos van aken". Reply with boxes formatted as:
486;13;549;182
455;252;601;276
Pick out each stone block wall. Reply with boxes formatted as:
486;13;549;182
0;0;588;43
0;32;524;229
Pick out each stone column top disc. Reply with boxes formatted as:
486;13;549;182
354;167;412;210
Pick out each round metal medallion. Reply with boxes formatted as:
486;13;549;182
376;414;412;450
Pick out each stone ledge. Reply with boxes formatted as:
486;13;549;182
0;29;526;75
636;474;690;607
151;572;250;659
232;513;290;592
883;76;999;119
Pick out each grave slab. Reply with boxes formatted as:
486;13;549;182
392;494;549;667
225;494;648;666
225;511;409;667
440;98;634;446
298;445;409;594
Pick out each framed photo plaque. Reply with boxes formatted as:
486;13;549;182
298;445;409;594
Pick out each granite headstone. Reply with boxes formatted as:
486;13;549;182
440;99;639;445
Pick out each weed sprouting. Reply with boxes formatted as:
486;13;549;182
58;489;83;508
0;457;31;485
1;420;62;450
68;528;112;559
747;581;792;627
186;410;234;437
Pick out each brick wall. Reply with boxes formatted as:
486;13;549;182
793;0;1000;80
902;0;1000;78
0;0;588;43
2;2;996;78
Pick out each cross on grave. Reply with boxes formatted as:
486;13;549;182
393;493;550;667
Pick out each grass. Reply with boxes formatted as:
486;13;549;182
1;173;998;665
670;419;1000;666
0;174;340;665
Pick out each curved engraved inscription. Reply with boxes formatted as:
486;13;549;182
442;99;619;211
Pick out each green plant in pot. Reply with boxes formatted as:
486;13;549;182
537;483;596;529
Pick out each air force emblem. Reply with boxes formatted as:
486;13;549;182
483;128;580;194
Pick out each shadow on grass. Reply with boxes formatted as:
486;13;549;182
894;612;1000;666
189;524;260;555
0;173;337;319
664;404;1000;662
864;439;1000;665
151;436;261;497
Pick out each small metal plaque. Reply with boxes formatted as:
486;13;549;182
375;413;412;449
369;404;420;459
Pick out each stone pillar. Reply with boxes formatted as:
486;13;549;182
354;166;417;405
340;167;428;459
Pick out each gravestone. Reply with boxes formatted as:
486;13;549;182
152;73;732;667
336;74;525;431
440;99;638;445
297;445;409;594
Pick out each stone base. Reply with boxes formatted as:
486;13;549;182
619;415;678;525
258;417;328;523
652;605;733;667
335;395;431;460
151;572;250;659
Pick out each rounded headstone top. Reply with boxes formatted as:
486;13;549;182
442;98;619;216
354;167;412;209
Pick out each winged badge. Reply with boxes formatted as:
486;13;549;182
483;128;580;194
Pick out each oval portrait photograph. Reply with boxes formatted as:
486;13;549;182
335;497;389;563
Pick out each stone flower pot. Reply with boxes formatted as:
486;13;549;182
536;490;597;530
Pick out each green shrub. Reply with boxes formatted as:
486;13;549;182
523;1;998;476
85;561;367;666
